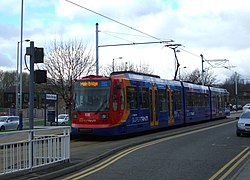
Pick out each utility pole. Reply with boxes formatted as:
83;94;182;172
200;54;204;85
95;22;174;75
16;42;20;116
200;55;230;86
164;44;182;80
235;72;238;111
29;41;35;130
19;0;24;128
26;42;46;129
96;23;99;75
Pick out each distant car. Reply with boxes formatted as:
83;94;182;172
236;111;250;136
0;116;19;131
56;114;69;125
232;104;242;110
225;108;230;116
243;103;250;111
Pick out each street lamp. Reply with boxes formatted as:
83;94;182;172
16;39;30;115
179;66;186;80
224;67;238;111
112;57;122;72
235;72;238;111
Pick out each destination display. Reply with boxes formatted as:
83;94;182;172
79;81;110;87
80;81;99;87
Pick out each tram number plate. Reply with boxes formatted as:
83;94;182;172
85;113;90;117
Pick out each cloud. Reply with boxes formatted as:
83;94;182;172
0;24;19;40
0;0;250;82
0;52;14;69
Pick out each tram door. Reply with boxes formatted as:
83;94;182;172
221;95;225;116
215;95;219;116
167;89;174;125
150;86;158;127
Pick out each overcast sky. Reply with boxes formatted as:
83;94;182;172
1;0;250;82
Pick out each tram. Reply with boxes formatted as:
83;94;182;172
71;71;229;136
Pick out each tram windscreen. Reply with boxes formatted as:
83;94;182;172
74;80;111;112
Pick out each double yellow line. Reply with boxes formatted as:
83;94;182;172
210;146;250;180
64;120;240;179
64;142;157;179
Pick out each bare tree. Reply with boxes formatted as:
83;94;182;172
0;71;16;90
181;68;217;86
44;39;95;116
101;61;154;76
0;70;4;89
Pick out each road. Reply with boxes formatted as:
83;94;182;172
62;115;250;180
10;112;250;180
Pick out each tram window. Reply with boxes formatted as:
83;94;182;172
196;93;201;107
120;88;125;110
198;93;202;107
219;95;222;108
140;87;149;109
202;93;209;107
113;87;118;112
127;86;138;109
201;94;204;106
173;90;181;110
159;89;167;112
186;92;191;107
200;94;204;107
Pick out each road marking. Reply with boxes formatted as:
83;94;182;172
209;147;250;180
64;120;237;179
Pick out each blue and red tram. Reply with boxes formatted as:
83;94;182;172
71;71;229;136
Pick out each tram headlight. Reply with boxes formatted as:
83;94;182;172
73;114;78;119
100;113;109;119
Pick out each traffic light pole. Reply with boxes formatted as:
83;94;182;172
25;41;35;167
29;41;35;130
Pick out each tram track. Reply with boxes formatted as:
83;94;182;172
30;115;239;180
63;119;239;180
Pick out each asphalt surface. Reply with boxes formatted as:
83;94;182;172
69;117;249;180
2;111;250;180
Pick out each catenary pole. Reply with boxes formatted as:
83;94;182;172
96;23;99;75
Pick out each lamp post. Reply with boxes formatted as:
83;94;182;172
224;67;238;111
179;66;186;80
16;42;20;115
16;40;30;115
112;57;122;72
19;0;24;130
235;72;238;111
200;54;205;85
16;40;30;116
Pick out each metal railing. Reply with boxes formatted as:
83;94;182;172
0;126;70;176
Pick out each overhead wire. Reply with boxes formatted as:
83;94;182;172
100;31;135;43
65;0;162;41
100;31;151;38
64;0;215;64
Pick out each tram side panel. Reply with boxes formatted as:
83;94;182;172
209;87;228;120
165;80;185;127
182;82;211;124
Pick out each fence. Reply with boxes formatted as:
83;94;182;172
0;108;10;116
0;126;70;176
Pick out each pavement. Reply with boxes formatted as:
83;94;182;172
229;110;250;180
1;111;250;180
232;158;250;180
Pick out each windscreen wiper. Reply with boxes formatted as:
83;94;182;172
95;99;107;114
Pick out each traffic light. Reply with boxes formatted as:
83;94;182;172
34;70;47;84
34;47;44;63
26;45;47;84
65;100;71;109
